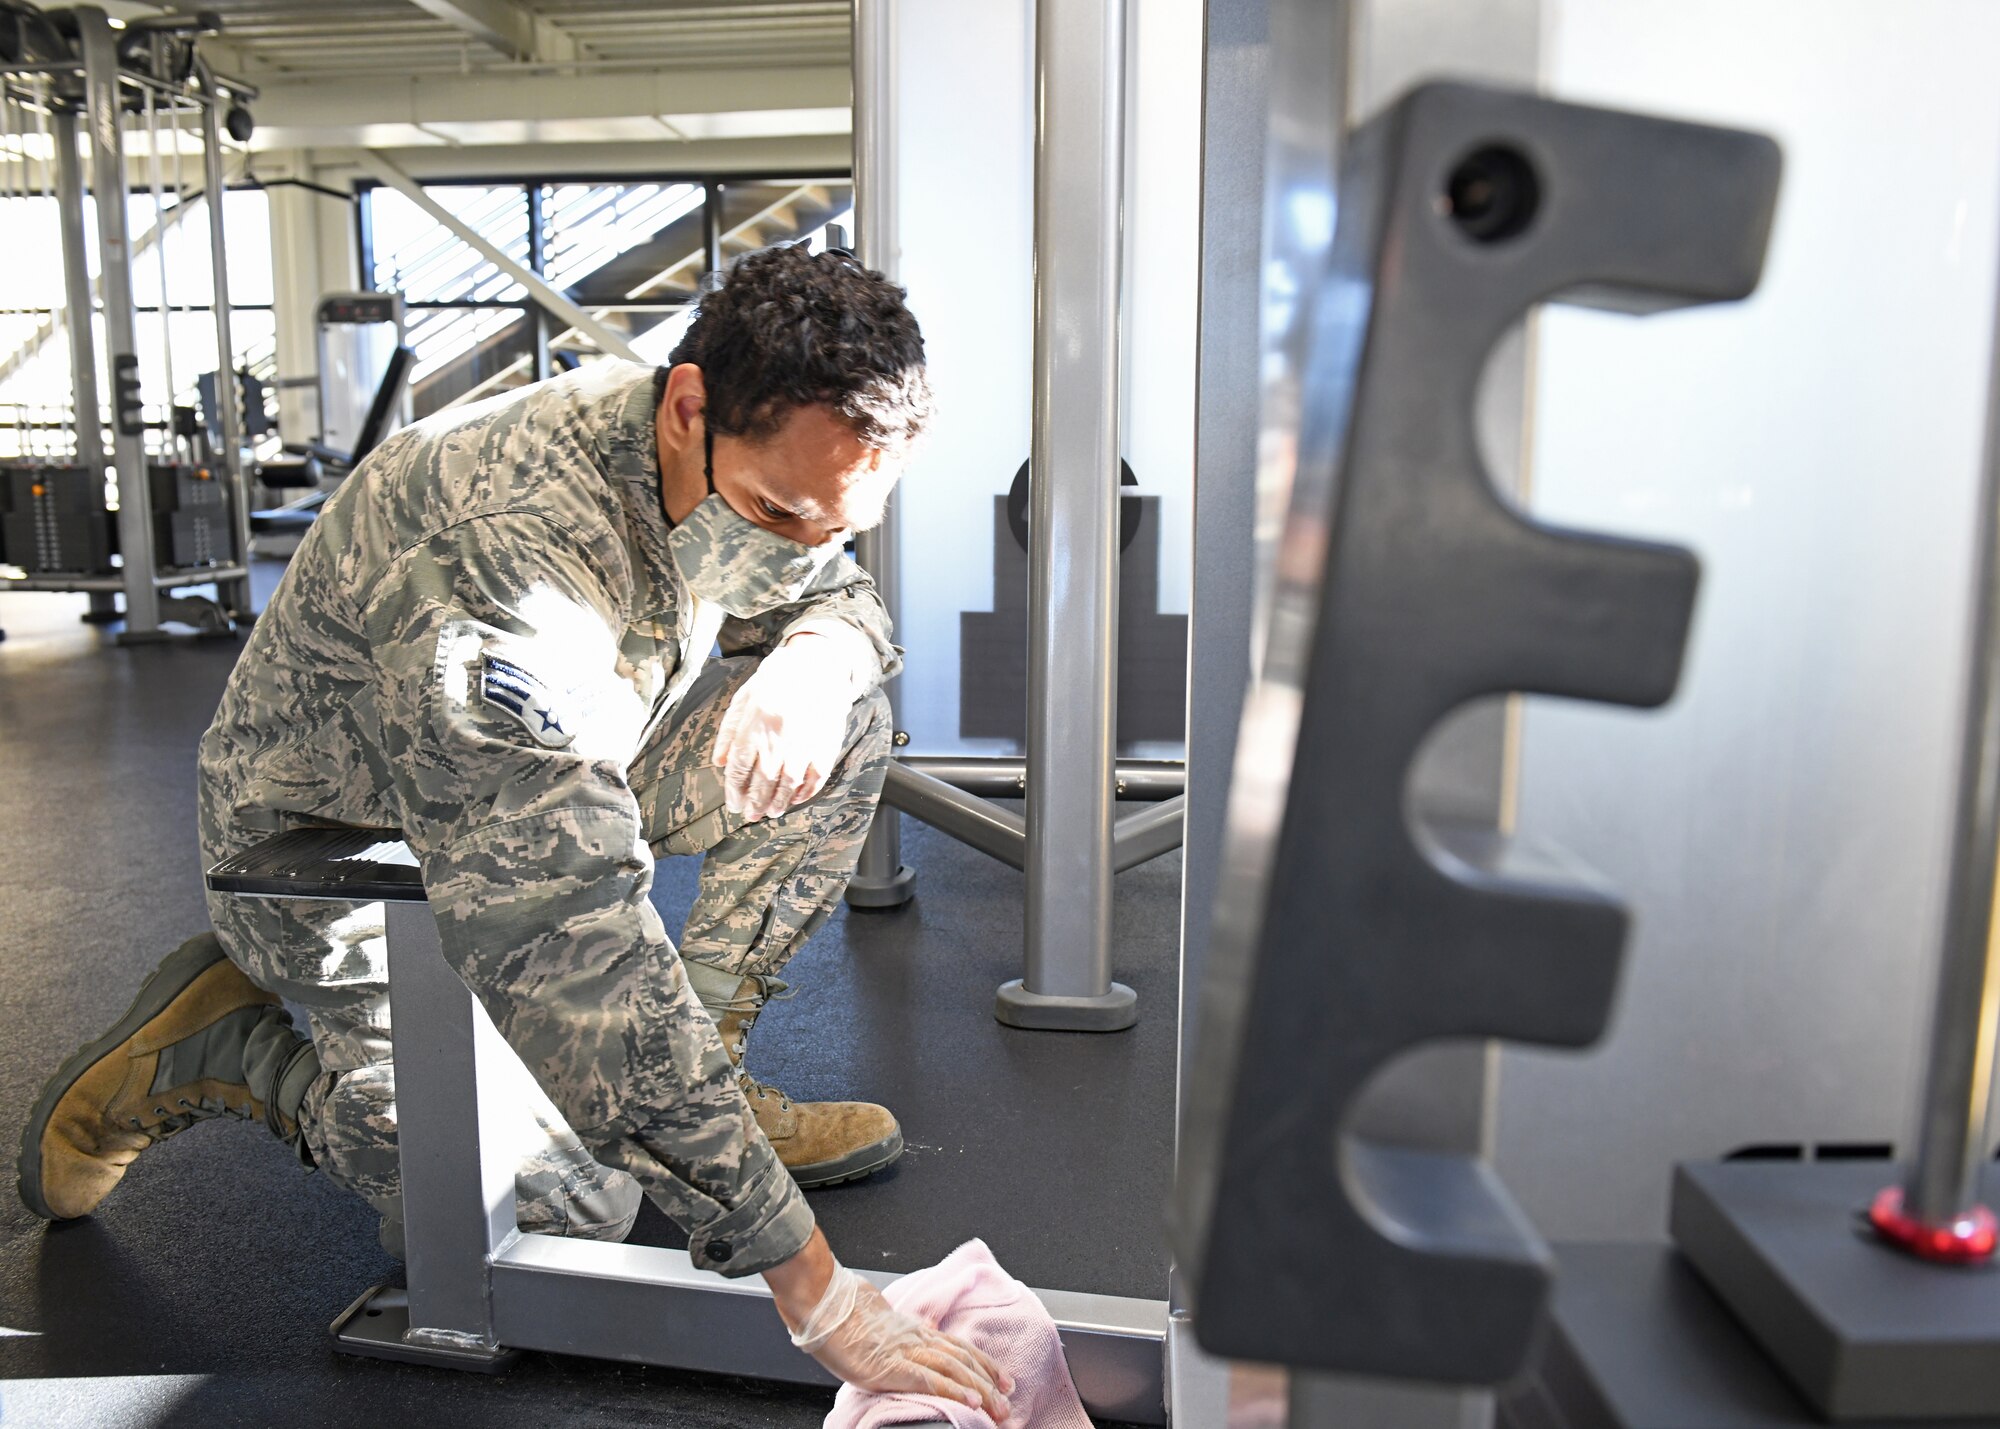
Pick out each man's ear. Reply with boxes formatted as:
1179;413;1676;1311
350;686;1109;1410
660;363;708;451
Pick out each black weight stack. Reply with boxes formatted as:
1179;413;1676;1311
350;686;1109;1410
1;465;113;575
148;464;235;568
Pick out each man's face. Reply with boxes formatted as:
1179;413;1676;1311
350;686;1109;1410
710;403;902;550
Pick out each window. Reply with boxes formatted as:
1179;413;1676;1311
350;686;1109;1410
359;176;853;420
0;188;275;462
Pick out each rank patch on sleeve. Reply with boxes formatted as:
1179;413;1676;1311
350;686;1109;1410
481;652;577;749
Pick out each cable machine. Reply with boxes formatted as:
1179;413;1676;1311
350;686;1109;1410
0;4;255;642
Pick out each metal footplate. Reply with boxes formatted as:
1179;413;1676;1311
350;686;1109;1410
1171;80;1780;1387
332;1285;520;1373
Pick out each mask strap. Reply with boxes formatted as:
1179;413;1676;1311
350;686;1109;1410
703;425;716;495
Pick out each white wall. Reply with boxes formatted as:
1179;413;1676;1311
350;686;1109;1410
890;0;1202;753
1123;0;1204;618
890;0;1036;751
1495;0;2000;1237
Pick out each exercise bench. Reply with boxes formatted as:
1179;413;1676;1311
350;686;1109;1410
206;826;1169;1419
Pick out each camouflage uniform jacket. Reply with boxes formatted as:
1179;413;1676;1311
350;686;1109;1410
198;359;897;1275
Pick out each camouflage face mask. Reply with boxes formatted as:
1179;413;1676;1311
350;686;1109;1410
667;492;840;618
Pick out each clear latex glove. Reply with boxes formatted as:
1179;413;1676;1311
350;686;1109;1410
710;635;857;823
791;1263;1015;1422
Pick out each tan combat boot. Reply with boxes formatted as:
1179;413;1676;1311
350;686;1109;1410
17;933;310;1220
688;965;904;1189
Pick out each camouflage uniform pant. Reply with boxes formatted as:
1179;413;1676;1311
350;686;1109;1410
200;655;892;1251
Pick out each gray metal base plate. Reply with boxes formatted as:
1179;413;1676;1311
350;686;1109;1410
331;1285;520;1374
1671;1160;2000;1421
995;978;1138;1031
1499;1242;1939;1428
843;864;917;909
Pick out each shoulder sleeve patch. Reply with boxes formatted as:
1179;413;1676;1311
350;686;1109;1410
481;651;577;748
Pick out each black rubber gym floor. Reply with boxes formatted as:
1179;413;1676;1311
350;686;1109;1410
0;574;1180;1428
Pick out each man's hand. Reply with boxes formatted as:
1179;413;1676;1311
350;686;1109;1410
711;635;857;822
766;1230;1013;1421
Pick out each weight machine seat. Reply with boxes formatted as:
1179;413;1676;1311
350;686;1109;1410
253;457;321;490
250;488;332;536
207;826;421;903
245;345;416;535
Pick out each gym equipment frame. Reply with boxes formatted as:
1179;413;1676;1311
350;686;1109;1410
843;0;1184;1033
0;5;258;639
205;834;1176;1422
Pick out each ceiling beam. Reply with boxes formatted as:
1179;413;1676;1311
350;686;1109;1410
255;64;848;126
193;31;277;80
314;132;850;182
242;64;851;151
405;0;582;64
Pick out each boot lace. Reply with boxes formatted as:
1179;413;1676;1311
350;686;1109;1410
740;1072;793;1113
710;974;794;1015
131;1093;254;1140
715;975;795;1111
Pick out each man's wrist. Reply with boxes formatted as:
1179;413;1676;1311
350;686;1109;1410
763;1226;837;1332
779;630;863;695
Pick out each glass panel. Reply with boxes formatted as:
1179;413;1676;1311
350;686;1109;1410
368;184;529;303
124;190;270;310
132;307;222;409
627;304;699;365
711;178;854;275
890;0;1201;758
407;308;533;419
889;44;1033;754
540;181;705;302
538;180;704;367
221;190;274;307
1492;1;2000;1237
608;177;856;313
0;196;62;308
0;187;271;456
231;308;278;383
0;307;72;460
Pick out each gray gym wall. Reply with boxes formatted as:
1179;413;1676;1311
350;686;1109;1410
1493;0;2000;1242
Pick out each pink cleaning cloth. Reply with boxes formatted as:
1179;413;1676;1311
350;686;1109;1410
824;1239;1093;1429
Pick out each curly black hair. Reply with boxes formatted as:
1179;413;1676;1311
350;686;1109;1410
667;242;932;453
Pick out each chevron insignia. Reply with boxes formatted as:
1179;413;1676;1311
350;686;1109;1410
480;652;576;749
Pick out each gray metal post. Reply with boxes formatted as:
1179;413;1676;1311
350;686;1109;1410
51;104;108;529
1904;227;2000;1229
996;0;1136;1032
78;6;163;638
53;103;116;624
702;180;724;278
197;65;251;618
382;900;517;1359
1168;0;1277;1387
845;0;917;909
526;183;553;383
883;763;1027;870
1180;0;1274;1150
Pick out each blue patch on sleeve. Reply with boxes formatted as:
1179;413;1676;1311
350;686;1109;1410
480;651;576;748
